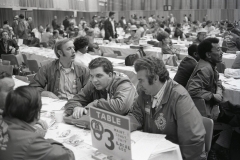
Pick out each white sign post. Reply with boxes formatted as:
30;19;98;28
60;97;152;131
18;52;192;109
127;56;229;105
90;107;132;160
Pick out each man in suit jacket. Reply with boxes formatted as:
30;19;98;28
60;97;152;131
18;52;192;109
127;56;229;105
104;11;117;40
0;31;19;58
90;15;98;28
24;32;40;47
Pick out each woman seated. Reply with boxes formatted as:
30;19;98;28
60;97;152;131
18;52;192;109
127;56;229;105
0;86;75;160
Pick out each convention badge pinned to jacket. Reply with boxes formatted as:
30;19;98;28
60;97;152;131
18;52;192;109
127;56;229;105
145;104;151;115
155;113;166;131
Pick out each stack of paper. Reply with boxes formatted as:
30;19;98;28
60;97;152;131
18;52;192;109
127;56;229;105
131;131;180;160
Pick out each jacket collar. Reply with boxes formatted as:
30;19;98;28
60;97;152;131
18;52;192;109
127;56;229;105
4;117;36;132
160;79;174;106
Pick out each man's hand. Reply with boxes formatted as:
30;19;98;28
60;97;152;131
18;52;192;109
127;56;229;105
72;107;88;119
41;91;59;99
11;48;16;54
213;94;223;103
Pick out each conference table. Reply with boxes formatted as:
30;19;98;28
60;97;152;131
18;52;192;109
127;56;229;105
13;77;182;160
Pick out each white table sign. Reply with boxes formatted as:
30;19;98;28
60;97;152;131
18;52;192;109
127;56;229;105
94;38;104;45
90;107;132;160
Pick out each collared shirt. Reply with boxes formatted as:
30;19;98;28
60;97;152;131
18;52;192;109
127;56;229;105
58;62;77;100
110;18;115;35
151;80;167;108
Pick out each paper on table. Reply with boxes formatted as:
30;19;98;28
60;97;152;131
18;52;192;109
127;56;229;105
114;66;136;74
131;131;166;160
41;97;67;111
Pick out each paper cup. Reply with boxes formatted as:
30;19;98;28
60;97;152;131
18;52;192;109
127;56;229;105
54;110;64;123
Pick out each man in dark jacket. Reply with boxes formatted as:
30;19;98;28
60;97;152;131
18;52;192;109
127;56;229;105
104;11;117;40
62;16;70;31
64;57;137;118
186;38;231;160
127;56;206;160
0;31;19;58
29;39;89;100
174;44;199;87
90;15;98;28
24;32;40;47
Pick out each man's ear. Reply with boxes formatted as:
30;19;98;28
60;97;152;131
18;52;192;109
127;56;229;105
58;50;63;57
154;75;159;83
206;52;211;59
108;72;113;78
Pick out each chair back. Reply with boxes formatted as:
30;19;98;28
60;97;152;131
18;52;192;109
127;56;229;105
0;65;13;76
1;54;19;66
216;62;226;73
40;60;51;67
15;75;29;83
192;98;208;117
2;60;10;65
202;117;214;152
27;60;39;73
22;54;29;67
27;74;36;83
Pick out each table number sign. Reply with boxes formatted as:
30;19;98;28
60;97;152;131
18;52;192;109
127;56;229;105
90;107;132;160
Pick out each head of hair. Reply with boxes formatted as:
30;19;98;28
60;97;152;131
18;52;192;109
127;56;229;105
53;30;59;35
188;44;198;56
109;11;115;17
59;30;64;35
198;38;219;60
177;23;181;28
3;86;42;123
3;20;8;24
164;28;171;34
160;23;165;28
134;57;169;84
19;14;24;19
206;20;212;25
30;32;35;38
74;36;89;51
54;38;71;58
1;30;8;36
46;27;51;32
88;57;113;74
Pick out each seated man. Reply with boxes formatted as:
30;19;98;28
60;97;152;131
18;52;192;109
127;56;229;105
74;36;94;67
157;31;178;55
64;57;137;118
84;28;99;52
127;57;206;160
24;32;40;47
29;39;90;100
124;25;140;45
0;86;75;160
174;44;199;87
204;21;215;34
192;28;207;45
186;38;231;160
0;30;19;58
222;30;240;52
174;23;185;39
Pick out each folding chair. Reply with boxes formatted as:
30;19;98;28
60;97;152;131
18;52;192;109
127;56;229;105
1;54;19;67
202;117;214;153
40;60;51;67
2;60;10;65
27;74;36;83
27;60;39;73
15;75;29;83
22;54;29;67
0;65;13;76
